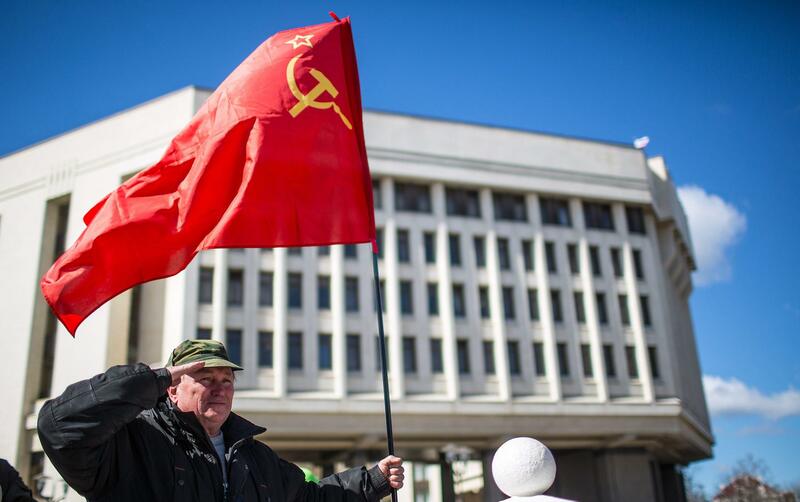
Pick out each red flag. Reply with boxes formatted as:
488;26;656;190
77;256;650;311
41;17;375;336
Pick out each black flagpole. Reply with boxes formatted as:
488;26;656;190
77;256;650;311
371;250;398;502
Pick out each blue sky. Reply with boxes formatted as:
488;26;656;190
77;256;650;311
2;0;798;494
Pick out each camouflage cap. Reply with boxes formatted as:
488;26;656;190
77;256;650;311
167;339;244;371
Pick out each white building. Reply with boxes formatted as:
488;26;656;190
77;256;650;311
0;87;711;501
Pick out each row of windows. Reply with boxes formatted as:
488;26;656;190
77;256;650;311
199;270;362;311
200;269;653;327
203;327;661;381
378;231;647;282
372;181;647;234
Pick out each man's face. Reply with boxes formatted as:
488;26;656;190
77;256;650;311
168;366;234;435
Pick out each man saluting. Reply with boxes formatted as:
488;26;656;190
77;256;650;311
38;339;404;501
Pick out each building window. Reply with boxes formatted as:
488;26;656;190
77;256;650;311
258;331;273;368
259;271;273;307
473;236;486;268
533;342;546;376
648;346;661;379
493;192;527;221
483;340;495;375
479;286;490;319
288;273;302;309
567;244;580;275
197;328;212;340
551;289;563;323
375;335;389;371
288;247;302;256
632;249;645;280
557;342;570;377
539;197;572;227
430;339;444;374
345;277;359;312
424;232;436;264
227;270;244;306
502;286;515;320
400;281;413;315
589;246;602;277
610;247;623;277
346;334;361;372
376;228;384;259
446;187;481;217
545;241;557;273
596;293;609;325
318;246;330;256
580;344;593;378
574;292;586;324
618;294;631;326
373;180;382;209
318;275;331;310
198;267;214;304
497;238;511;270
457;339;471;374
226;329;242;366
522;240;534;271
528;288;540;321
640;295;652;326
403;336;417;374
427;282;439;316
394;182;432;213
625;346;638;378
344;244;358;260
397;229;410;263
507;341;521;376
449;233;461;266
453;283;466;318
318;333;332;370
626;206;646;235
603;344;616;378
288;332;303;369
583;202;615;231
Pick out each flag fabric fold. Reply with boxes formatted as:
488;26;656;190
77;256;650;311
42;17;375;335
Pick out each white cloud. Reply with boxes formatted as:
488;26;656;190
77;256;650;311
703;375;800;420
677;186;746;286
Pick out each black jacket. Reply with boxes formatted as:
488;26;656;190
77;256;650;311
37;364;390;502
0;459;34;502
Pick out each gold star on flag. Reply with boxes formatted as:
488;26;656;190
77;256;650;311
285;34;313;49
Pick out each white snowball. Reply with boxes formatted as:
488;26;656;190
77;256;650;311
492;437;556;497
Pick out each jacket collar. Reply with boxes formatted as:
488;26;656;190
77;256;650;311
157;397;266;447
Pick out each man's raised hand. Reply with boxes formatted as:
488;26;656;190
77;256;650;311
166;361;205;385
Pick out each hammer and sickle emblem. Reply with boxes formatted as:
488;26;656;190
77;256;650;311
286;55;352;130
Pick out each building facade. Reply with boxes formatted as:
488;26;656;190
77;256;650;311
0;87;711;501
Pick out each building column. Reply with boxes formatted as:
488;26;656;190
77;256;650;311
242;249;259;387
481;189;511;401
382;178;405;398
162;259;198;362
615;204;654;402
432;183;460;401
272;248;288;397
211;249;228;343
331;245;347;398
572;199;608;402
640;212;676;395
531;196;563;402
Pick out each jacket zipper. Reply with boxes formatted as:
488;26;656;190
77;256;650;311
227;437;251;500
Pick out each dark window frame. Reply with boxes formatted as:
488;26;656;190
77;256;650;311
394;182;432;213
445;187;482;218
583;202;615;231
